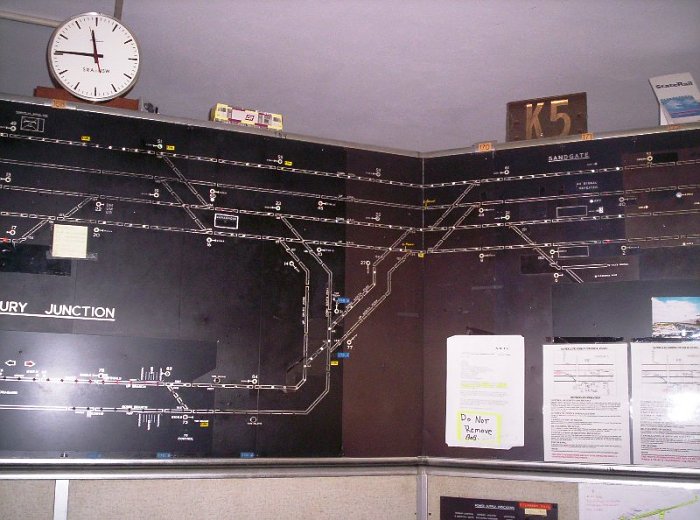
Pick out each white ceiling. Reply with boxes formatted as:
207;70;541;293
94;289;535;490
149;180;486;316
1;0;699;152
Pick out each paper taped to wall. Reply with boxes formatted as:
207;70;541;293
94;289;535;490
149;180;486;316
543;343;630;464
51;224;88;259
445;335;524;449
631;341;700;467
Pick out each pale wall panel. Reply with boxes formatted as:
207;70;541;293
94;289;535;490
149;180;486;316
0;480;55;520
68;475;416;520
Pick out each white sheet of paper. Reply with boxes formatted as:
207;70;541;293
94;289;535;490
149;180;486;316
631;341;700;467
543;343;630;463
445;335;524;449
52;224;88;259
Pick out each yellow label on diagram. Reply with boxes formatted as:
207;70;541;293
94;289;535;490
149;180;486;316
166;144;175;151
284;160;293;166
80;135;91;142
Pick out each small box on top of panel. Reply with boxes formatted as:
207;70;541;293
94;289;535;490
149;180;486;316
210;102;284;131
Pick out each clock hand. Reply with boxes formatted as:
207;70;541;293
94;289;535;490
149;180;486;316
54;50;105;58
90;30;102;73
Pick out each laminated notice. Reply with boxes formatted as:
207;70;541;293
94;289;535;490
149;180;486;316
543;343;631;464
631;341;700;467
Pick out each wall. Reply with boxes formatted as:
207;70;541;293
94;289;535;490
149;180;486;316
65;475;417;520
3;461;700;520
0;1;699;150
0;473;418;520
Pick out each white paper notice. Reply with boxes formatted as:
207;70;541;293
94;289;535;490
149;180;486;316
580;482;700;520
631;341;700;467
52;224;88;258
543;343;630;464
445;335;524;449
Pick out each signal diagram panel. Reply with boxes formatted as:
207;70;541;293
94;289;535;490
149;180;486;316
0;98;423;457
1;96;698;462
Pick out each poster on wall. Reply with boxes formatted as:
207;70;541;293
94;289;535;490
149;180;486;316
542;343;631;464
445;335;524;449
441;496;558;520
631;341;700;467
652;297;700;339
579;482;700;519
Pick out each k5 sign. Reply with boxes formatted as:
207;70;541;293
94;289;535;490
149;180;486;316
507;92;587;142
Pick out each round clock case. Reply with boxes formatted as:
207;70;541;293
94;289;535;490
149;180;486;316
47;12;141;102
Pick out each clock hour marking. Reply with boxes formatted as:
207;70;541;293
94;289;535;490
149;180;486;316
128;58;138;61
112;23;118;32
123;73;133;79
75;21;81;29
95;17;98;26
111;84;117;92
74;82;80;89
94;87;97;97
124;38;133;44
59;70;68;75
60;34;68;40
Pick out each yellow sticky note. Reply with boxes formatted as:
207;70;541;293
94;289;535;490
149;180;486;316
456;410;501;445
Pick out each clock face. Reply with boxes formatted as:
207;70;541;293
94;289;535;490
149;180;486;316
47;12;140;102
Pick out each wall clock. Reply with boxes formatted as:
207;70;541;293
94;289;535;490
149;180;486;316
47;12;141;102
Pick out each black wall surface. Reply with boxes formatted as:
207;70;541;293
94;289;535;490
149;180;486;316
1;96;698;460
421;129;700;459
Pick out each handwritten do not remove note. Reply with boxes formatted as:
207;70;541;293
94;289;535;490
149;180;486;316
456;411;501;444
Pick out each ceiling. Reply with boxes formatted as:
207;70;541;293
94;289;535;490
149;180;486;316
1;0;699;152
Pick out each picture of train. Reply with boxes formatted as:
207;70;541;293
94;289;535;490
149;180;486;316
210;103;283;131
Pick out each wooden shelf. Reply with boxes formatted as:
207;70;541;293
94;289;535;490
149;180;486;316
34;86;139;110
